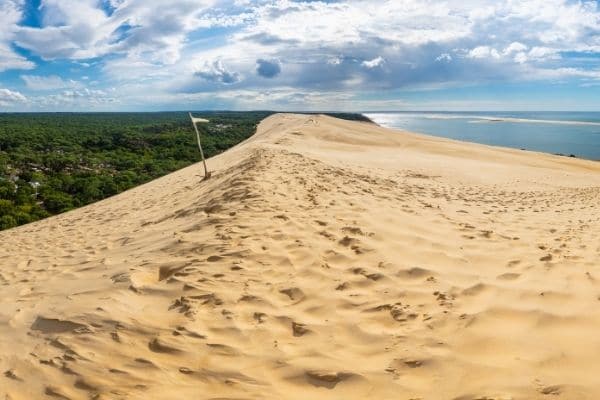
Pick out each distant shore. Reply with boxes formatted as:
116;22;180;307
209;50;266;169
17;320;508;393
366;111;600;160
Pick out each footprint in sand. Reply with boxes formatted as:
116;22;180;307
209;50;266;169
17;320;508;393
4;369;21;381
148;338;181;354
304;371;358;389
279;287;306;302
497;273;521;280
292;322;310;337
30;316;91;334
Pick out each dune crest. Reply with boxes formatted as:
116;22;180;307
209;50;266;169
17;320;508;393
1;113;600;399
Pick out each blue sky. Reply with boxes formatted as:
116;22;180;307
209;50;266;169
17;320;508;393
0;0;599;111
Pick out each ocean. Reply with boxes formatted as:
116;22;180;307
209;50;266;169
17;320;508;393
364;112;600;160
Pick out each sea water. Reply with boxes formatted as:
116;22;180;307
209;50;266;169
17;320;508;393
364;112;600;160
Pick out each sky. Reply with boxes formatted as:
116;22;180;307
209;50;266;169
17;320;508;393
0;0;599;112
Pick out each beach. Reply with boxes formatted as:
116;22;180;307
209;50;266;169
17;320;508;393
1;113;600;399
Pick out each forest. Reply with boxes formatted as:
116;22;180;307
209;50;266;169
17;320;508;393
0;111;371;230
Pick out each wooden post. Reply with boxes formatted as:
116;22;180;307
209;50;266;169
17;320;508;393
189;112;211;180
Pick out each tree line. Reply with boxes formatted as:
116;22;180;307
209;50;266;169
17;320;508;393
0;111;370;230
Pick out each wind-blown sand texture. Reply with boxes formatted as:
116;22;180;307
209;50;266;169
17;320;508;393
1;114;600;400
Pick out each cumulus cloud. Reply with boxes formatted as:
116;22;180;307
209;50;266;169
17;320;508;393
31;88;118;110
0;0;35;71
256;58;281;78
2;0;600;109
14;0;216;63
362;56;385;69
435;53;452;62
528;46;561;61
195;59;241;84
21;75;81;91
0;50;33;71
0;88;27;105
467;46;501;60
535;67;600;80
514;52;528;64
503;42;528;55
188;0;599;99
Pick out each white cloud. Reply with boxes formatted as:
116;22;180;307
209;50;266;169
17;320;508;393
15;0;217;64
528;46;560;61
511;46;562;64
0;88;27;105
31;88;118;110
534;67;600;80
3;0;600;110
236;1;473;48
514;52;528;64
503;42;528;55
111;0;600;107
195;59;241;84
0;49;34;71
0;0;35;71
21;75;82;91
435;53;452;62
467;46;501;60
362;56;385;69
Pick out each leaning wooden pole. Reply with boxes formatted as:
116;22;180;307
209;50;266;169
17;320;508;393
189;112;211;180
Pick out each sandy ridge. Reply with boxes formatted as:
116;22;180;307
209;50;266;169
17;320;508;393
1;113;600;399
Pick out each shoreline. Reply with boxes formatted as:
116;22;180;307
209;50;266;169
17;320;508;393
365;111;600;161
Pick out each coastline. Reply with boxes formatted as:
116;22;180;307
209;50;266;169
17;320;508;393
366;111;600;161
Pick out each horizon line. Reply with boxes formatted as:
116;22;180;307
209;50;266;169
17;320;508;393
0;110;599;114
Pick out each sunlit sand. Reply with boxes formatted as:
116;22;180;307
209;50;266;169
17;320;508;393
1;114;600;399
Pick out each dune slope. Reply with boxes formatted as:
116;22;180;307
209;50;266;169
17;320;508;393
1;113;600;400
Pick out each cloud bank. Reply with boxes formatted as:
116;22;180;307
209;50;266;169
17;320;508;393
0;0;598;110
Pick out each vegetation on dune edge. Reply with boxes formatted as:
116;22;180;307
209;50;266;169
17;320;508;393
0;111;370;230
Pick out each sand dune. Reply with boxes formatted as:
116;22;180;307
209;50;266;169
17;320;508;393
1;113;600;399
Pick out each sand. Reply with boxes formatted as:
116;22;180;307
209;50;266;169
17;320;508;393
1;113;600;400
